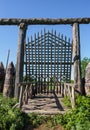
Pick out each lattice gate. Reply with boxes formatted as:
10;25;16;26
23;30;73;94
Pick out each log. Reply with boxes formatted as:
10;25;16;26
3;62;15;97
72;23;82;93
0;18;90;25
0;62;5;92
14;23;27;98
72;23;78;87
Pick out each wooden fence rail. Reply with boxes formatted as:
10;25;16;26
18;82;76;109
62;83;75;108
17;82;33;108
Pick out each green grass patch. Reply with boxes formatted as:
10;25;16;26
62;95;71;108
0;93;90;130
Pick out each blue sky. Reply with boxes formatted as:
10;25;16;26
0;0;90;69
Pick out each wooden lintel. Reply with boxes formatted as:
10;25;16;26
0;18;90;25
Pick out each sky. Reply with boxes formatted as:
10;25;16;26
0;0;90;70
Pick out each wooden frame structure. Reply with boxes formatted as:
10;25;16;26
1;17;89;98
0;18;90;25
24;30;72;94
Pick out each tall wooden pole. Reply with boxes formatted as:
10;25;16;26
77;24;82;94
6;49;10;71
72;23;82;93
15;23;27;98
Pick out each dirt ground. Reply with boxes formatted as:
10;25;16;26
22;93;67;130
26;124;64;130
34;124;64;130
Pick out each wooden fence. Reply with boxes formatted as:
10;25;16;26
18;82;75;108
62;83;75;108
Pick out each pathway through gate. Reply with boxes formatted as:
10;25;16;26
23;30;73;95
22;93;70;114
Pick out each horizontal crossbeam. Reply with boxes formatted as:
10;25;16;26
0;18;90;25
24;62;73;65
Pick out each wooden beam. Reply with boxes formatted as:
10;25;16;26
0;18;90;25
76;24;82;93
72;23;78;87
14;23;27;98
72;23;82;93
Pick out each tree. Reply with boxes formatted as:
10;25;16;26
81;57;90;77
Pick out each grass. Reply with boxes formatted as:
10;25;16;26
0;93;90;130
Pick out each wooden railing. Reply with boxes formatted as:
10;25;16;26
61;83;75;108
17;82;76;109
17;82;34;108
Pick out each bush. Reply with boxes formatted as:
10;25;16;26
63;96;71;108
52;95;90;130
0;93;30;130
0;93;90;130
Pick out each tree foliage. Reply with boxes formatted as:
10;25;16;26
81;57;90;77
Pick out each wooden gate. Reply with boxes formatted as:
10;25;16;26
23;30;73;94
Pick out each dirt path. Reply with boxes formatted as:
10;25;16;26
22;93;70;115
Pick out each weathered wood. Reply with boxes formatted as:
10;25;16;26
3;62;15;97
76;24;82;94
64;83;75;108
0;18;90;25
6;49;10;71
18;82;34;108
14;23;27;98
85;62;90;95
71;85;75;108
72;23;82;93
19;85;23;108
0;62;5;92
72;23;78;86
61;83;64;97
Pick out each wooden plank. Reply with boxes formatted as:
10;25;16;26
19;85;23;108
63;83;75;108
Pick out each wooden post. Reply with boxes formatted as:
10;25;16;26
0;62;5;92
72;23;82;93
77;24;82;94
19;85;23;108
15;23;27;98
71;86;75;108
61;83;64;97
3;62;15;97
